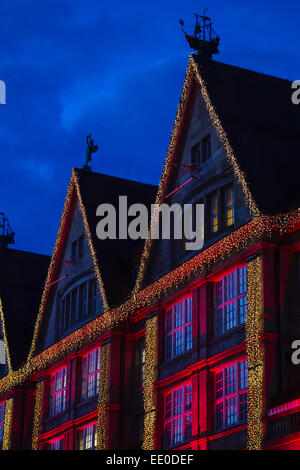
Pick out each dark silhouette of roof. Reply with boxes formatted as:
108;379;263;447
0;248;50;370
74;169;157;306
193;56;300;213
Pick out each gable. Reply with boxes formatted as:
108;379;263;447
140;71;251;288
37;198;105;352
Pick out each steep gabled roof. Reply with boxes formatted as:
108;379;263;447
134;54;300;291
0;249;50;370
74;168;157;306
29;168;157;358
192;56;300;214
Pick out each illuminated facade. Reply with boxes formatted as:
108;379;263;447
0;55;300;450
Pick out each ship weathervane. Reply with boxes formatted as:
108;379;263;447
179;8;220;59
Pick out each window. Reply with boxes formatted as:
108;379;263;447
214;266;247;337
224;186;234;227
89;279;97;315
71;235;84;260
164;384;192;448
49;367;68;417
81;347;101;400
49;437;64;450
215;360;248;431
191;143;200;166
201;134;211;162
165;296;193;361
210;193;218;233
0;401;5;450
79;283;88;318
78;235;84;258
78;423;97;450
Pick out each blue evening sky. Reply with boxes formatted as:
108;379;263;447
0;0;298;255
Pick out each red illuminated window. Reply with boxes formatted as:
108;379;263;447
164;383;192;448
81;347;101;400
165;297;192;361
0;401;5;450
48;436;64;450
78;423;97;450
215;360;248;431
215;266;247;337
49;366;68;417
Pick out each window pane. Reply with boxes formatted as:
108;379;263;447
225;365;237;395
174;329;184;356
226;396;237;426
185;324;192;351
225;302;237;331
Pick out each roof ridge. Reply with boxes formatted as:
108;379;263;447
193;54;293;84
73;167;158;189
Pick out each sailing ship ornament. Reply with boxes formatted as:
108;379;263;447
179;9;220;59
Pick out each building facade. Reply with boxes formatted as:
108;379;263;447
0;54;300;451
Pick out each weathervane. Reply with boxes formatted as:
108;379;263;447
179;8;220;58
83;134;98;171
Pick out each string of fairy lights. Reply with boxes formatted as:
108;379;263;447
2;398;13;450
0;55;299;449
0;297;12;372
32;381;44;450
142;315;158;450
246;257;264;450
96;342;111;450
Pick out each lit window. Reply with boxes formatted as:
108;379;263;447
225;186;234;227
164;384;192;448
165;296;193;361
49;437;64;450
201;134;211;162
0;401;5;450
49;367;68;417
81;347;101;400
211;193;218;233
78;423;97;450
215;360;248;431
214;266;247;337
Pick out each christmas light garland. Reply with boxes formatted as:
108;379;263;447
142;314;158;450
246;256;264;450
0;211;299;398
2;398;13;450
96;342;111;450
0;297;12;372
32;380;44;450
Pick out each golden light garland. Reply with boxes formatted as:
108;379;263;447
32;380;44;450
0;211;299;398
96;342;111;450
246;256;264;450
142;314;158;450
2;398;13;450
0;297;12;372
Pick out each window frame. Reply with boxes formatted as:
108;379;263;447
49;366;68;417
81;347;101;401
224;185;235;227
215;359;248;431
78;422;97;450
201;134;211;162
165;296;193;361
164;382;192;449
214;266;247;337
